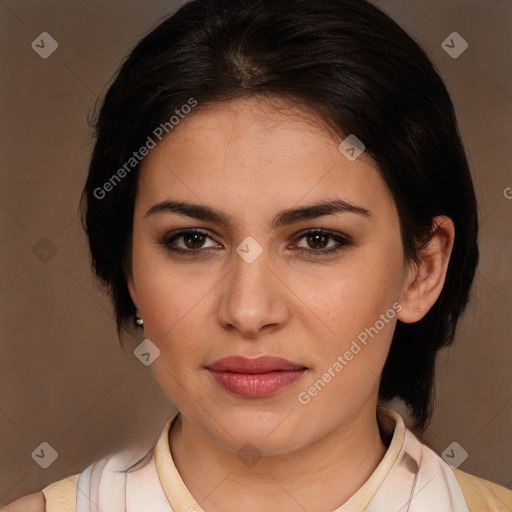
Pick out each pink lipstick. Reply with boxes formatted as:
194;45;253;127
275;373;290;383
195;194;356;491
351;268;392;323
207;355;307;398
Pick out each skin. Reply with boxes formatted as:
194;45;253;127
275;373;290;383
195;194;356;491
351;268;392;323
124;96;454;512
1;492;45;512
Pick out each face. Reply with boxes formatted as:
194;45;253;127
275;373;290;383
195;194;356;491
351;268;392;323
127;96;413;456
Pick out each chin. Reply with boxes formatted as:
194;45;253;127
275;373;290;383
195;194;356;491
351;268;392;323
208;406;310;455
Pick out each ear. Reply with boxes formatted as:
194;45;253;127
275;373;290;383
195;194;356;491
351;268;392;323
397;215;455;323
124;261;140;312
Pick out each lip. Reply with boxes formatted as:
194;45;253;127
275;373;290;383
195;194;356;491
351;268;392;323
207;356;307;398
207;355;306;373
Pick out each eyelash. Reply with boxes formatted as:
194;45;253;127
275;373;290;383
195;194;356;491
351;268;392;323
158;228;352;257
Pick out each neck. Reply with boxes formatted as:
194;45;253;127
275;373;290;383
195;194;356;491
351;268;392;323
169;402;389;512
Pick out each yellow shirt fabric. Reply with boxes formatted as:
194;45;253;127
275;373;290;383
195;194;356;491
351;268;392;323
41;408;512;511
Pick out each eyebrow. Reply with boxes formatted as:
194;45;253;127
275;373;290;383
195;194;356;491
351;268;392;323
144;198;371;228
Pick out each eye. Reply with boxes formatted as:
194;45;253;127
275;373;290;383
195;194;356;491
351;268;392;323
293;229;352;256
159;228;352;257
159;229;220;255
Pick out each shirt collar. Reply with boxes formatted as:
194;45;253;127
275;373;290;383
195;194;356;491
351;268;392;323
154;406;405;512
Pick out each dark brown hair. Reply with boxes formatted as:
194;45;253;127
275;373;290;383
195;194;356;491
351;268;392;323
80;0;479;430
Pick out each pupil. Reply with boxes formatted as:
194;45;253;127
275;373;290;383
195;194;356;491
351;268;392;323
309;233;327;249
185;233;205;249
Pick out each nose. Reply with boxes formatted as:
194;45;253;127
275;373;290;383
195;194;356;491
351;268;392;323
216;244;290;339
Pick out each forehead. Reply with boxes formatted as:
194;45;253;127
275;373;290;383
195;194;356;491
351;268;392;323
136;97;395;221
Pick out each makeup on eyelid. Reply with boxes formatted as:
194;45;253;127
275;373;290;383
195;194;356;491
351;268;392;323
157;228;353;256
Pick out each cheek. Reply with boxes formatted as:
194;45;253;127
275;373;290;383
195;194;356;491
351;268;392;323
299;252;401;334
131;246;212;356
293;253;403;386
297;270;399;410
136;266;212;404
132;228;202;306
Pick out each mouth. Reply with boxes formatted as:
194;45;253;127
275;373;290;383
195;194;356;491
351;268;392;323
206;355;308;398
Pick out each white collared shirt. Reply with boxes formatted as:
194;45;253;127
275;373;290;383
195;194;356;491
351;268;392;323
41;407;512;511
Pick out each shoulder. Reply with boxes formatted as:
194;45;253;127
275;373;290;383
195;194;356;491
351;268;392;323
0;491;45;512
1;473;80;512
0;436;164;512
452;467;512;512
41;473;79;512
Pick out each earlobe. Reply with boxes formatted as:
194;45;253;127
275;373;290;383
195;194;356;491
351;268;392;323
397;215;455;324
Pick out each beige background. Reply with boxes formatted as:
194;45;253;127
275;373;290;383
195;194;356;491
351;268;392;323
1;0;511;505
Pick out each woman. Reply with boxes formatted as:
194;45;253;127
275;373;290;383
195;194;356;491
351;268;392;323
4;0;511;510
